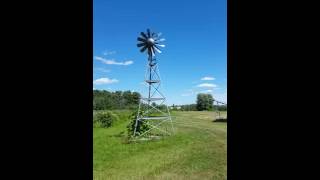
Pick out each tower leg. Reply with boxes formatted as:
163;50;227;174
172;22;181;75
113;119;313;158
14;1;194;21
133;100;142;136
166;105;174;135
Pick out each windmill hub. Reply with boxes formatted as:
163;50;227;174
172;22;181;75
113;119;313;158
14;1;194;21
137;29;165;56
147;38;155;45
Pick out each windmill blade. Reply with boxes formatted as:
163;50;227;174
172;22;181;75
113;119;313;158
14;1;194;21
140;32;148;39
155;39;165;44
147;47;151;55
156;38;165;42
140;45;148;52
153;32;160;39
156;44;165;47
137;29;165;56
150;47;155;56
137;42;145;47
147;47;154;56
154;44;162;50
147;29;151;38
153;46;162;53
153;33;161;40
137;37;147;42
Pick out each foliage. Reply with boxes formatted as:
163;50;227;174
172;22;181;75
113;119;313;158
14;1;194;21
127;110;151;137
93;90;140;110
171;104;226;112
179;104;197;111
213;105;227;111
94;111;119;128
196;93;213;111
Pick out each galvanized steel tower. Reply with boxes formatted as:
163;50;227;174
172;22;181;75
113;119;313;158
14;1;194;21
134;29;173;137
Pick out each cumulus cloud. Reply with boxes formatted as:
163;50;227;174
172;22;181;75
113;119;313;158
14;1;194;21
200;89;213;93
103;50;116;55
95;68;110;73
93;77;119;85
197;83;217;88
94;56;133;66
201;76;215;81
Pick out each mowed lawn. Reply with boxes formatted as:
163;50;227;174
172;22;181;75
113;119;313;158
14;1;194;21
93;111;227;180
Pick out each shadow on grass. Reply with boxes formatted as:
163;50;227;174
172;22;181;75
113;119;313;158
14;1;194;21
213;118;227;123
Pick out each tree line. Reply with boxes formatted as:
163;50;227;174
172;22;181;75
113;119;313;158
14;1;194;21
172;93;227;111
93;90;140;110
93;90;226;111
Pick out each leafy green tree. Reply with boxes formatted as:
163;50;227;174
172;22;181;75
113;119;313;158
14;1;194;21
131;92;140;105
93;90;141;110
196;93;213;111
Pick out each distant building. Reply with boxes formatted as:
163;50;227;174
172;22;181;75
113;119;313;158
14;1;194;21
170;106;181;110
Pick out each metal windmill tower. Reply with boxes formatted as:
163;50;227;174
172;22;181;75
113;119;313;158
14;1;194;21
213;99;227;120
134;29;173;137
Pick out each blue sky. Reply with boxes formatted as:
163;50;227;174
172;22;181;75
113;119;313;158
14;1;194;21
93;0;227;105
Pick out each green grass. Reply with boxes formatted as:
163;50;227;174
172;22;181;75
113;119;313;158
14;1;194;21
93;111;227;180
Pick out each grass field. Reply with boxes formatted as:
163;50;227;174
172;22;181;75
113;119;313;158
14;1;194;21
93;111;227;180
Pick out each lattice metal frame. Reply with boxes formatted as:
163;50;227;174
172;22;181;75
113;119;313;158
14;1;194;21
213;99;227;120
134;30;173;137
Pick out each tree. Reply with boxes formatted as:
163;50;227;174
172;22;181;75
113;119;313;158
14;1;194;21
131;92;140;105
93;90;141;110
196;93;213;111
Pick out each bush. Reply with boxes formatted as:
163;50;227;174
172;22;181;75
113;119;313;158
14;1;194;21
127;110;151;137
95;111;118;128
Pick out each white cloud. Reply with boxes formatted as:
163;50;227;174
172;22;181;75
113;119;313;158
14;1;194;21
197;83;217;88
201;76;215;81
94;56;133;66
93;87;96;90
93;77;119;85
103;50;116;55
200;89;213;93
95;68;110;73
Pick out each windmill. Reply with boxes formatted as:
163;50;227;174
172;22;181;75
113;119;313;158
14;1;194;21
134;29;173;138
213;99;227;120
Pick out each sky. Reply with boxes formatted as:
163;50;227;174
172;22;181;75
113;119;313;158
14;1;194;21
93;0;227;105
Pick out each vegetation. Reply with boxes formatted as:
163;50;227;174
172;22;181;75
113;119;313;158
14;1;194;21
93;111;227;180
213;105;227;111
93;90;226;112
93;91;227;179
93;90;140;110
176;104;227;111
126;110;151;137
94;111;119;128
196;93;213;111
179;104;197;111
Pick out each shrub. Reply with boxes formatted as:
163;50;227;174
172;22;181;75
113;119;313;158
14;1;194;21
95;111;118;128
127;110;151;137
